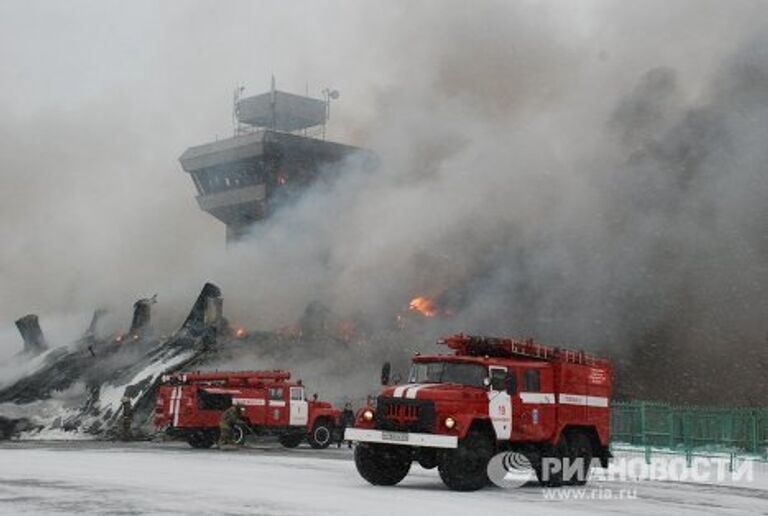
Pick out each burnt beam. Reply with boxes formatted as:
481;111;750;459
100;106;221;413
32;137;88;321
15;314;48;355
129;295;157;337
85;308;107;338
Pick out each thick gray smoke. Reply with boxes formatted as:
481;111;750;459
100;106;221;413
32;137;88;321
0;1;766;405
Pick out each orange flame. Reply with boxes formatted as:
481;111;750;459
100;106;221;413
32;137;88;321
409;296;437;317
234;327;247;339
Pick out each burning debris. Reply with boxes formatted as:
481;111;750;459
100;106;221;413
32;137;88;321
408;296;437;318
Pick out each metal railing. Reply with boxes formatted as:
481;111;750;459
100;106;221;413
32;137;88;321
611;400;768;454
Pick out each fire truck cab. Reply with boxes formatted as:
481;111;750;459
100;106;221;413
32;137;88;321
345;334;613;491
155;370;340;449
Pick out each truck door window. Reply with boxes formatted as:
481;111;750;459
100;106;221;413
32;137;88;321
506;373;517;395
290;387;304;401
490;368;507;391
523;370;540;392
269;388;284;401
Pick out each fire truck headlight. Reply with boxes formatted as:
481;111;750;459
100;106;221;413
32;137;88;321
444;416;456;429
362;409;374;422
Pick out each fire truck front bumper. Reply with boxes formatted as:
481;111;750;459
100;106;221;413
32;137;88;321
344;428;458;449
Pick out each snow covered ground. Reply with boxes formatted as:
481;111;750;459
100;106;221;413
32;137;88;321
0;441;766;515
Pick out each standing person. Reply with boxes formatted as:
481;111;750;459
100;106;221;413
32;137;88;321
218;404;246;449
119;396;133;441
337;402;355;449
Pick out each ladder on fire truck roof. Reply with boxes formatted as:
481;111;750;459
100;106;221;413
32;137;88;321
438;334;609;366
161;370;292;385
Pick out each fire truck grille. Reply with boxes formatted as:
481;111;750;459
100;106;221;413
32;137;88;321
375;396;435;433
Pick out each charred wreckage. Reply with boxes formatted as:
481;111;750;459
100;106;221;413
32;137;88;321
0;283;230;439
0;281;362;442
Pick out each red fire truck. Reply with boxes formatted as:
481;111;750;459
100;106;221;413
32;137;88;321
155;370;340;449
345;334;613;491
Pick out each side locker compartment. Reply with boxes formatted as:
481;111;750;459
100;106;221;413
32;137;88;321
252;387;267;425
170;385;190;428
557;362;588;431
179;387;193;427
268;386;289;426
519;366;555;441
510;368;526;441
536;367;556;440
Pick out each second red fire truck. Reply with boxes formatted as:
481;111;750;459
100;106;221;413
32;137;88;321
155;370;341;449
345;334;613;491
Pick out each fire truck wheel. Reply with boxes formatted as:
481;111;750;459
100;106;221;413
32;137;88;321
438;429;494;491
279;434;304;448
232;425;247;445
534;438;568;487
565;432;592;486
354;443;412;486
308;419;333;449
187;431;216;449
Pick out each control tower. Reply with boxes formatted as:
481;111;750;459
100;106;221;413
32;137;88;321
180;82;375;243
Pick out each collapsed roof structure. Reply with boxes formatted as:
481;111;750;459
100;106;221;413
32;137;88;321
0;284;226;438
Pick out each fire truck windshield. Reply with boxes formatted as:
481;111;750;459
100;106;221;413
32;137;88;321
407;361;487;388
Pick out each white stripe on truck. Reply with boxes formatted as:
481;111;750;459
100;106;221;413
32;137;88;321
405;385;428;399
557;394;609;408
518;392;608;407
170;386;182;427
232;398;265;406
393;384;418;398
519;392;556;404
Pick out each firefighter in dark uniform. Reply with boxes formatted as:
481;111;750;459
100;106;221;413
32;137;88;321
218;404;246;448
337;402;355;448
119;396;133;441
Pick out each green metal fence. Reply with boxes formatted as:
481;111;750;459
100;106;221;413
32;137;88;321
611;401;768;454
